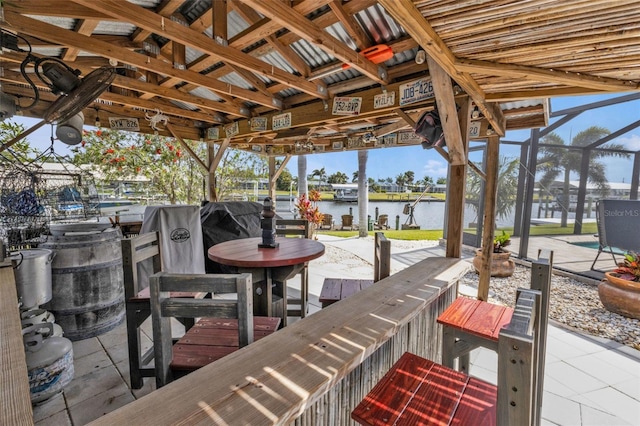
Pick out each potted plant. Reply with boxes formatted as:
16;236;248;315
598;251;640;319
472;230;515;277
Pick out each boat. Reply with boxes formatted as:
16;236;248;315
331;184;358;202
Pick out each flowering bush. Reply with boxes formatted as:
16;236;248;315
295;190;324;234
612;251;640;282
493;230;511;253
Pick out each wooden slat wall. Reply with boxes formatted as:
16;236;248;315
0;261;34;425
89;257;470;425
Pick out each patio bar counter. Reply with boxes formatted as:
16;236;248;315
89;256;470;425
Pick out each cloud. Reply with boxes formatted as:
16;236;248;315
422;159;448;178
617;133;640;151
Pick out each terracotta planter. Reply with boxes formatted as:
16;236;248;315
472;248;515;277
598;272;640;320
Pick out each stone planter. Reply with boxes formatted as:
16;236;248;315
472;248;515;277
598;272;640;320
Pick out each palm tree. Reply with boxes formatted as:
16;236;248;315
467;156;520;224
310;167;326;190
537;126;629;227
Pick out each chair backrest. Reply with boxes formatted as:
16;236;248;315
149;272;254;387
378;214;388;226
323;214;333;226
342;215;353;226
497;288;542;426
373;232;391;282
121;231;162;299
275;219;311;239
497;249;552;426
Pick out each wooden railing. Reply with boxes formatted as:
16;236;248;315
89;257;471;425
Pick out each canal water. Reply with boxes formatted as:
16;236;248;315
277;199;519;230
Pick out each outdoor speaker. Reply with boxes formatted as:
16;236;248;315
56;111;84;145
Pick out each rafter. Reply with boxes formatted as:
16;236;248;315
241;0;388;85
3;10;279;109
456;58;639;92
71;0;329;100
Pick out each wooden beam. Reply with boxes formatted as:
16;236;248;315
71;0;329;100
209;139;231;174
477;136;500;301
0;120;46;153
230;0;310;77
111;75;244;118
427;56;466;166
456;58;639;92
328;0;370;50
166;123;208;173
377;0;506;135
62;19;99;61
241;0;388;85
131;0;183;43
444;96;471;258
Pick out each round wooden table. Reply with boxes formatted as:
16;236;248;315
208;237;325;326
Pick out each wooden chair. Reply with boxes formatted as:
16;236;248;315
121;232;203;389
320;214;333;230
319;232;391;307
275;219;311;319
150;272;280;388
341;214;353;230
438;250;552;382
375;214;389;230
352;287;547;426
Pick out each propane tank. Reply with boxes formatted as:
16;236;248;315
21;308;64;337
23;323;74;404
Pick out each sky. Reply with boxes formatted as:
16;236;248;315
9;93;640;184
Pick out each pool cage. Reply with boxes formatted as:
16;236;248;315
0;159;100;250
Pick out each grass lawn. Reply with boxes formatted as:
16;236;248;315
318;222;598;241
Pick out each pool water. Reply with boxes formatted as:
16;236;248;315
568;241;626;255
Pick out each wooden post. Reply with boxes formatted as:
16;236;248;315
477;135;500;301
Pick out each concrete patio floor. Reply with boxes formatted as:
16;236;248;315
32;235;639;425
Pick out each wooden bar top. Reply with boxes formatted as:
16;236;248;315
0;261;34;425
207;237;325;268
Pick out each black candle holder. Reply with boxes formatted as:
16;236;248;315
258;197;279;248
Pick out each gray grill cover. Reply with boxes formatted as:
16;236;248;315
138;205;206;289
200;201;267;273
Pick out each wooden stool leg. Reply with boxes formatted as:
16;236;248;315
441;325;456;369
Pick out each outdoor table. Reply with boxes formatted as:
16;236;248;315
207;237;325;326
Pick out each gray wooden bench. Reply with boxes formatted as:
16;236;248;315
319;232;391;307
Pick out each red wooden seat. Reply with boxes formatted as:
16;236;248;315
437;297;514;373
170;317;280;371
352;352;497;425
353;287;546;426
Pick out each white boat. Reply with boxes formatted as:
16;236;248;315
332;184;358;202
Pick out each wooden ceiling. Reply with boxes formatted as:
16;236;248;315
1;0;638;156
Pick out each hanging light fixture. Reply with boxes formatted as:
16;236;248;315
471;106;480;119
94;108;101;127
486;125;495;136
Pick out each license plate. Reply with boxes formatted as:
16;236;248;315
332;96;362;116
399;78;434;106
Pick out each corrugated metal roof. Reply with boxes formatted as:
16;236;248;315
189;86;224;103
